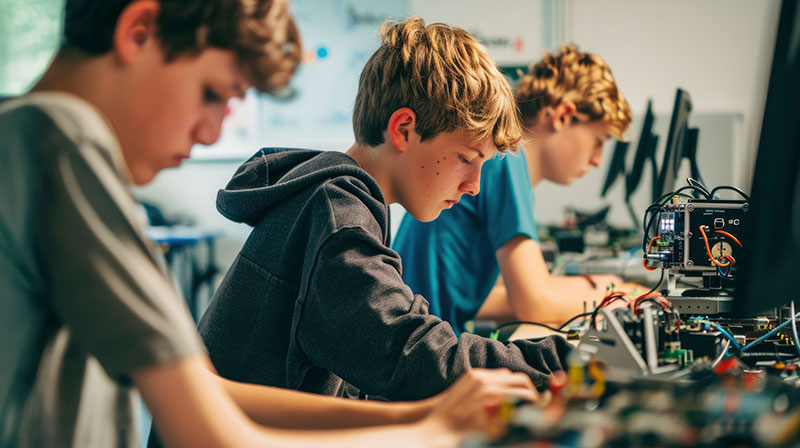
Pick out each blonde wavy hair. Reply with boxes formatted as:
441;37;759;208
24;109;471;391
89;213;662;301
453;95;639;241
353;17;522;152
516;45;631;140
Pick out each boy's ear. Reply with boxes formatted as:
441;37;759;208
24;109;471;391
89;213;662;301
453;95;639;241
113;0;160;65
387;107;417;152
550;100;577;132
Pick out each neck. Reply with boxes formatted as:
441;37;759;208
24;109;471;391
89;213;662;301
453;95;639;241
31;51;113;108
521;124;549;187
346;141;397;204
31;50;140;184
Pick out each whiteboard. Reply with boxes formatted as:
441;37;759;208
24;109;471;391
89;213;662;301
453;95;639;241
193;0;549;161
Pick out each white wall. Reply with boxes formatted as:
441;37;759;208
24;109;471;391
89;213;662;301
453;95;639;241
528;0;780;226
549;0;776;210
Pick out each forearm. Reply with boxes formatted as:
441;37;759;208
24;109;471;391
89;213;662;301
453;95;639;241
138;356;458;448
216;373;435;429
259;419;459;448
496;236;608;325
475;279;515;322
511;274;604;323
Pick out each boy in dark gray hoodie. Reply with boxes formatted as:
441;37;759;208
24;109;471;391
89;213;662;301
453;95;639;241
199;17;572;401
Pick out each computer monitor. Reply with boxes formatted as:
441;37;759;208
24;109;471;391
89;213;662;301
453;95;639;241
656;88;701;200
735;0;800;316
625;100;659;204
600;140;629;198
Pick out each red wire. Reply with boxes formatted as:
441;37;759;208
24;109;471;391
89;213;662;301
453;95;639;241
699;225;732;267
643;236;661;271
714;230;743;247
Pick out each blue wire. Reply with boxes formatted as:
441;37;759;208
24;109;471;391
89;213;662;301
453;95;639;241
791;302;800;360
713;323;741;351
723;310;800;360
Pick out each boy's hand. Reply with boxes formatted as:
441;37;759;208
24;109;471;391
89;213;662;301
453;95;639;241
615;281;649;298
421;368;537;440
586;274;624;292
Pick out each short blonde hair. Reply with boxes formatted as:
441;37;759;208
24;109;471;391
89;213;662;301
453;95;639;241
516;45;631;140
353;17;522;152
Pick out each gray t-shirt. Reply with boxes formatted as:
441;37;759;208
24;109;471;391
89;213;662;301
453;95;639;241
0;92;203;447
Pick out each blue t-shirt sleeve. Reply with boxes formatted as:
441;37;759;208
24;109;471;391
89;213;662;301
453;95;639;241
479;152;539;251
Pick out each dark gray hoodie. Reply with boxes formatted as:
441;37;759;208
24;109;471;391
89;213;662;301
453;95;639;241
199;147;570;400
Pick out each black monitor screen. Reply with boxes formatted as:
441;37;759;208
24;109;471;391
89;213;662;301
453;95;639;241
600;140;629;198
735;0;800;315
656;88;693;200
625;100;658;201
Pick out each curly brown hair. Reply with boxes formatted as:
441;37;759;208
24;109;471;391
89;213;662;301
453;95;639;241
516;45;631;140
63;0;301;94
352;17;522;152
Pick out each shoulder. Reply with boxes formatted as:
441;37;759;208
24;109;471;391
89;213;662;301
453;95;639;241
0;92;118;159
0;96;64;141
316;168;389;241
0;96;72;183
484;152;527;176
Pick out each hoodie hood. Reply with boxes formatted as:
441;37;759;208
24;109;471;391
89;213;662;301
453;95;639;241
217;148;385;226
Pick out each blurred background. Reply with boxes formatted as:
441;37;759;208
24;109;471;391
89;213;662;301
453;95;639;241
0;0;781;310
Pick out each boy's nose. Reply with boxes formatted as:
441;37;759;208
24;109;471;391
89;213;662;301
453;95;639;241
460;171;481;196
193;116;224;146
462;183;479;196
589;146;603;167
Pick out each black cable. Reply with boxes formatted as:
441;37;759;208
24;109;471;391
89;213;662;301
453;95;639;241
590;296;630;328
709;185;751;202
494;320;569;334
641;204;662;250
641;185;712;250
640;268;665;299
558;312;593;330
643;207;662;251
686;177;711;197
652;185;711;207
493;311;597;336
791;301;800;360
500;271;666;336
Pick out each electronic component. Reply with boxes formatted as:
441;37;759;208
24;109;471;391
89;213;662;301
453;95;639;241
645;198;748;273
642;187;750;314
578;301;684;381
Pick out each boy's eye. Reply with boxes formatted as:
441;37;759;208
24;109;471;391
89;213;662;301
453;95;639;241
458;155;473;165
204;88;224;104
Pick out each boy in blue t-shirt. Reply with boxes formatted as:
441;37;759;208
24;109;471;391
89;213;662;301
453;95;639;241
394;45;633;333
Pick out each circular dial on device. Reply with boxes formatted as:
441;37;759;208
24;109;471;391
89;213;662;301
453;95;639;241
711;241;733;260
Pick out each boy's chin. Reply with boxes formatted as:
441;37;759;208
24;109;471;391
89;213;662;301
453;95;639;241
408;208;442;223
550;175;576;186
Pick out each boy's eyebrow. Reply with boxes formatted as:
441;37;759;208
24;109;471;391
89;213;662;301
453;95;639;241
466;145;488;159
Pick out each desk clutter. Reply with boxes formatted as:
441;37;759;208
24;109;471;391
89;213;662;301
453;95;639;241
481;358;800;447
472;297;800;446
